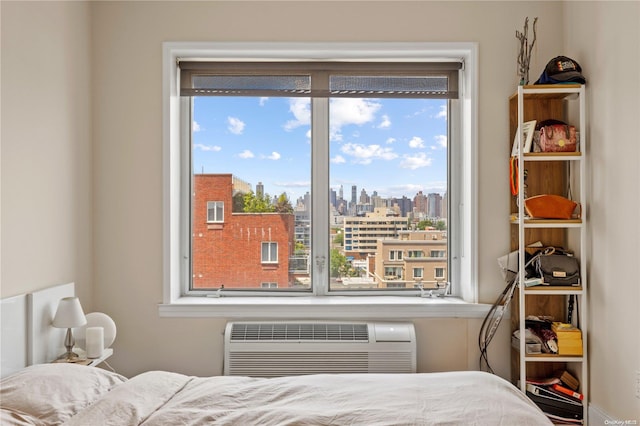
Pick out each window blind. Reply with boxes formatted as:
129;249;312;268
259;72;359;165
179;61;461;99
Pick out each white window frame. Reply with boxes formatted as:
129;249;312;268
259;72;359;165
435;267;446;280
389;250;403;261
161;42;480;319
206;201;224;223
261;282;278;289
384;266;403;280
430;250;446;258
413;268;424;279
261;242;278;264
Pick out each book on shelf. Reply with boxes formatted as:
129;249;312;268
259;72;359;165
552;383;584;401
526;383;583;421
553;370;580;391
526;376;561;387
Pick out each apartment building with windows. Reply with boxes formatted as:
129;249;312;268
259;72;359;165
343;209;410;260
374;230;447;289
192;174;295;289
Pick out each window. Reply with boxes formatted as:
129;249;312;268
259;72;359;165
261;242;278;264
163;42;478;310
207;201;224;223
435;267;446;280
413;268;424;279
384;267;403;280
261;282;278;289
430;250;446;258
389;250;403;261
408;250;424;258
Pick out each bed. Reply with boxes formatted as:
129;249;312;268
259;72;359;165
0;284;553;426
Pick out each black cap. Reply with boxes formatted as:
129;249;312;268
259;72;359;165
535;56;586;84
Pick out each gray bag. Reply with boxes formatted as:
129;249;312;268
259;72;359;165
535;253;580;286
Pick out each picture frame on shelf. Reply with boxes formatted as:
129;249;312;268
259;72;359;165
511;120;537;156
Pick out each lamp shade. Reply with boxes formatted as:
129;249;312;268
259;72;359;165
52;297;87;328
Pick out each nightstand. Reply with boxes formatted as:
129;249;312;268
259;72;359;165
52;347;113;367
86;348;113;367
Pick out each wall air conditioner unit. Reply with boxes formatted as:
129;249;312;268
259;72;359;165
224;321;416;377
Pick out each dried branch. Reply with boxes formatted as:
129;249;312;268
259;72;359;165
516;17;538;85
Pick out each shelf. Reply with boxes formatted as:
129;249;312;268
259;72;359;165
524;354;585;363
509;85;588;423
522;152;582;162
523;286;583;295
511;346;585;362
510;84;582;101
510;217;583;227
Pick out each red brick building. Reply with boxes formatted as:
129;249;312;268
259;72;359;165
192;174;295;289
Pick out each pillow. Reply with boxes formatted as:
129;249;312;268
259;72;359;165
0;363;127;425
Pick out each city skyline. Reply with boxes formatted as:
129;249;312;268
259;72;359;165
192;96;448;201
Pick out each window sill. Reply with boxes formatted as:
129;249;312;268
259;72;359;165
158;296;493;319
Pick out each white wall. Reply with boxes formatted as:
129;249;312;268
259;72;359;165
88;0;567;380
564;2;640;421
1;1;93;306
2;0;638;421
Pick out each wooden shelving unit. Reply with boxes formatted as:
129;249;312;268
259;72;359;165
509;85;588;424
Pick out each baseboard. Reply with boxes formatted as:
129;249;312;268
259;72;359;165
589;403;616;424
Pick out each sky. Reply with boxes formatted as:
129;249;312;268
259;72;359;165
192;96;448;202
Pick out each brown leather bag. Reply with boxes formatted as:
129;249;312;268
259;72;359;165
524;194;579;219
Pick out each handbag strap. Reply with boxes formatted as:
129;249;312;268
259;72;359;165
509;157;519;196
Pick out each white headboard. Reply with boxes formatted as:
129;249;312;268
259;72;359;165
0;294;28;378
0;282;75;378
29;282;75;365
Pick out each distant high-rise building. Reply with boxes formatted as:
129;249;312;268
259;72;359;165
351;185;357;204
339;185;344;201
413;191;428;214
442;192;448;218
427;193;443;218
256;181;264;198
359;188;369;204
303;191;311;212
391;196;413;217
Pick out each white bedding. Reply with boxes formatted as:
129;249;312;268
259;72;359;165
1;364;552;425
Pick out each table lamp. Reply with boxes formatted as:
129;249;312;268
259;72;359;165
52;297;87;360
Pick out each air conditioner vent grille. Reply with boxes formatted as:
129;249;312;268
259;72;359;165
230;323;369;342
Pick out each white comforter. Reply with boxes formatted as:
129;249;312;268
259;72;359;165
65;370;552;426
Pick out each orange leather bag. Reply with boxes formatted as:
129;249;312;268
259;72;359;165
524;194;579;220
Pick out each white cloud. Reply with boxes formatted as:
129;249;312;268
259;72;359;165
400;152;432;170
434;134;447;148
408;136;425;148
330;98;381;141
331;155;346;164
227;116;245;135
283;98;381;140
275;181;310;188
259;97;269;106
284;98;311;131
435;105;447;119
193;121;201;132
238;149;254;159
378;114;391;129
193;143;221;152
265;151;281;160
387;184;424;194
341;143;398;165
386;137;396;144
